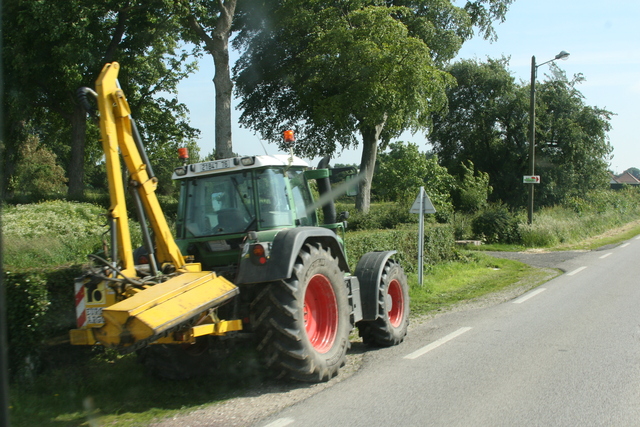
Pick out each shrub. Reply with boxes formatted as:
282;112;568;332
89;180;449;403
453;161;492;213
452;212;474;240
5;271;49;379
344;223;457;274
472;204;520;244
338;202;418;231
4;266;82;380
12;134;68;198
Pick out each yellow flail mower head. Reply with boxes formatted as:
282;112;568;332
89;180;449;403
70;62;241;351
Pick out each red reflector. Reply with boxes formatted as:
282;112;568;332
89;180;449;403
252;244;265;257
259;257;267;265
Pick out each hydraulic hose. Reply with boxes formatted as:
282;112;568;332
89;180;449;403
77;87;98;119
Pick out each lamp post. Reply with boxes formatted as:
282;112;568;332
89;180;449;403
527;50;570;225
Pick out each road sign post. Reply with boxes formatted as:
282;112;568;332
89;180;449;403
410;187;437;286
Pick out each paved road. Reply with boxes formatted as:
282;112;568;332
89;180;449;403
255;237;640;427
483;249;589;271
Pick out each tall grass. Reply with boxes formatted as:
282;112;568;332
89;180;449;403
520;188;640;247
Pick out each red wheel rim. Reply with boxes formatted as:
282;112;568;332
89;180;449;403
387;279;405;328
304;274;338;354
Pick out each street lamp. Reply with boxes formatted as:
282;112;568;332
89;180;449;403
527;50;570;224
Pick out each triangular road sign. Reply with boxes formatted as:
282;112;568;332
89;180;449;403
410;188;437;214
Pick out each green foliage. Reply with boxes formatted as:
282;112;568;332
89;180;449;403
4;266;82;380
472;203;521;244
565;187;638;215
430;57;527;206
235;3;454;154
452;212;474;240
12;133;68;198
234;0;512;211
345;223;457;274
430;57;614;209
374;142;430;202
342;202;418;231
4;271;49;378
2;0;198;197
519;188;640;247
2;201;107;268
453;160;492;212
533;67;613;206
373;142;456;218
1;200;147;268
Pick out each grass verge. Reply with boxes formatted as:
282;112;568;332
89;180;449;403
407;252;557;316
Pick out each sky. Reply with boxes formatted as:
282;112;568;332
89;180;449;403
177;0;640;174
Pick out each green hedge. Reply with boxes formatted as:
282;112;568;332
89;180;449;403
5;266;82;379
344;223;457;274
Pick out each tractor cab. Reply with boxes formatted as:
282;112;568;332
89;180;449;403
172;154;325;276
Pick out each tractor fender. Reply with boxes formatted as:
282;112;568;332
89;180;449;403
354;250;398;321
235;227;350;285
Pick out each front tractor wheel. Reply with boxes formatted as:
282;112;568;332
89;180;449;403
251;243;351;382
357;260;410;346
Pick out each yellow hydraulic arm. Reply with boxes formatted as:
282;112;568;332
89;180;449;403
96;62;185;274
70;63;241;350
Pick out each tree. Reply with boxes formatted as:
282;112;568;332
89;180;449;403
2;0;198;198
374;142;430;203
12;133;68;198
533;67;613;205
373;141;455;214
429;57;529;206
453;160;492;213
185;0;238;159
234;0;513;212
429;58;613;208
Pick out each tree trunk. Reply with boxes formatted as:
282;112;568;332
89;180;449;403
187;0;236;160
356;120;386;213
212;32;233;159
67;103;87;198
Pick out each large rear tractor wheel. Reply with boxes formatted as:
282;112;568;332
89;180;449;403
357;260;409;346
251;243;351;382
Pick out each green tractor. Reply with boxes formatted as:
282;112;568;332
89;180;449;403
154;151;411;381
71;62;409;383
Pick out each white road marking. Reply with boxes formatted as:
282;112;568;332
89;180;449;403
620;242;630;248
636;236;640;240
404;327;472;360
567;266;587;276
513;288;546;304
263;418;295;427
599;252;613;259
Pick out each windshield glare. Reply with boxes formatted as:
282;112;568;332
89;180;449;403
184;172;256;237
